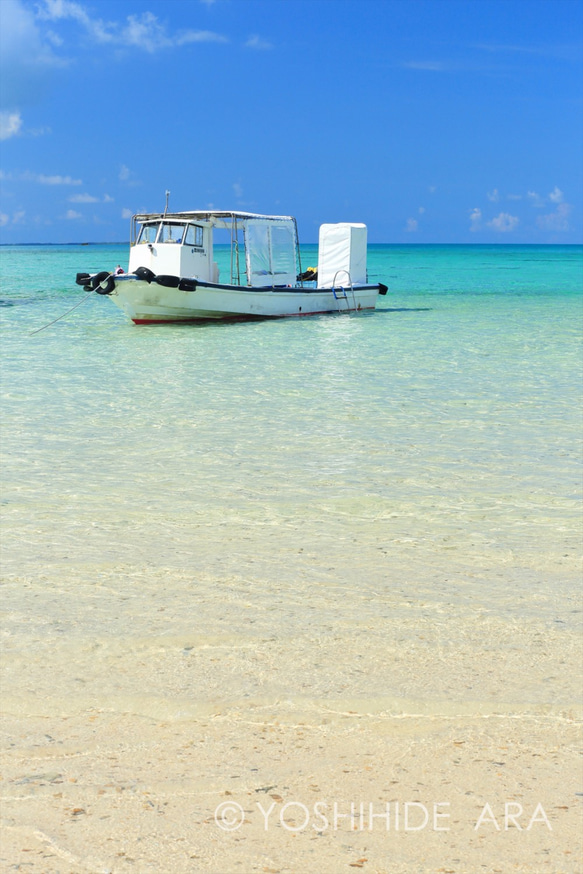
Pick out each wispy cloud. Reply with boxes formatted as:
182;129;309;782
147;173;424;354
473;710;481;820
119;165;141;187
469;207;482;232
487;188;500;202
537;202;572;232
245;35;273;51
68;193;100;203
404;218;418;232
0;111;22;140
487;212;519;232
548;186;564;204
1;170;82;185
37;173;82;185
65;208;82;219
528;187;567;208
177;30;228;46
527;190;544;208
37;0;228;52
1;0;228;145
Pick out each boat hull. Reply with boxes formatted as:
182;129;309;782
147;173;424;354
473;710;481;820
109;276;382;324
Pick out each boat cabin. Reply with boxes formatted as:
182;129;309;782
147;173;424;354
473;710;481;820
128;211;300;288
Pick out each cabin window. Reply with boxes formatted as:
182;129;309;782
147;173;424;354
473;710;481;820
184;224;204;248
270;224;296;275
138;223;160;244
159;222;185;244
245;220;297;286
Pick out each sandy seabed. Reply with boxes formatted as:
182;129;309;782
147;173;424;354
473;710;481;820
2;566;581;874
1;709;581;873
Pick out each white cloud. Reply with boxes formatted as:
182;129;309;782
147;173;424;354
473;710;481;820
405;218;418;232
12;210;26;224
121;208;133;219
507;193;522;200
0;111;22;140
469;207;482;232
177;30;228;46
487;188;500;202
233;182;243;198
0;170;81;185
103;194;114;203
38;1;227;52
418;207;425;215
36;173;81;185
487;212;519;232
404;61;445;71
527;190;544;208
245;35;273;50
118;164;141;187
0;213;9;226
69;192;99;202
45;28;64;47
65;209;82;219
123;12;169;51
548;186;564;204
537;202;572;232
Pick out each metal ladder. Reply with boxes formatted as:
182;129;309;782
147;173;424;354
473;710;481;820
332;270;358;313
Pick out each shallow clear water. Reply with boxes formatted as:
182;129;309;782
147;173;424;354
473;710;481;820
1;244;582;723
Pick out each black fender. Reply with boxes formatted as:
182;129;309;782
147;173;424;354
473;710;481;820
178;278;198;292
378;283;388;296
155;274;180;288
134;266;156;283
76;272;91;287
86;271;111;291
95;275;116;295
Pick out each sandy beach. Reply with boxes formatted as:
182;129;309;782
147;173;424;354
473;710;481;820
1;691;581;873
1;546;581;873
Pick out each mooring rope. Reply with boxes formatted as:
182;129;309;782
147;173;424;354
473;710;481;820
30;290;95;335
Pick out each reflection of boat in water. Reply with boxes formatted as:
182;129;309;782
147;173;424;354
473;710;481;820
76;209;387;324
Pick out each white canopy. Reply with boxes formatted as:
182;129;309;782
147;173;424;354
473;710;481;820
133;210;295;230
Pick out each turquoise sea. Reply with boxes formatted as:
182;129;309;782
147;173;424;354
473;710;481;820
0;243;582;872
1;241;582;698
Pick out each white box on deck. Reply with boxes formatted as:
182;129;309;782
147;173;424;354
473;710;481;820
317;223;367;288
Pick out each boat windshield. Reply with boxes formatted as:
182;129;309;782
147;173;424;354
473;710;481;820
159;222;185;244
137;223;160;244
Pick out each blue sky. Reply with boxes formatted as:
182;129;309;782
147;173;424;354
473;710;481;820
0;0;581;243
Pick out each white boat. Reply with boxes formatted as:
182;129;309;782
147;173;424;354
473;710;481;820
76;210;387;324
